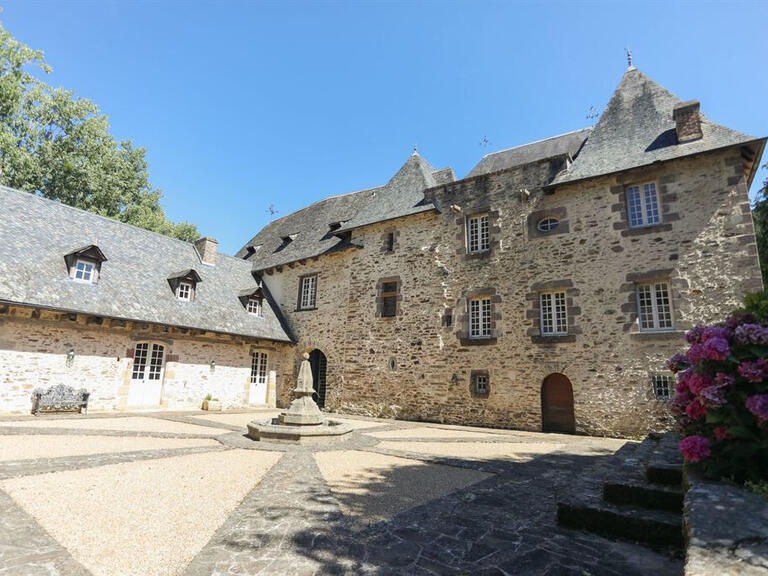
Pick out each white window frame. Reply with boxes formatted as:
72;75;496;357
651;373;673;402
73;259;96;283
636;282;673;331
177;281;193;301
250;351;268;385
626;182;661;228
467;214;490;254
246;297;263;316
469;297;492;339
299;275;317;310
540;291;568;336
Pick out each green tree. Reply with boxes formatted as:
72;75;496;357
0;20;198;241
753;164;768;285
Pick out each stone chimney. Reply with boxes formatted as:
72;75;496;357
194;236;218;266
673;100;703;143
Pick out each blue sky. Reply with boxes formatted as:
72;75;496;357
2;0;767;254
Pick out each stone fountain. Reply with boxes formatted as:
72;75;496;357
247;353;352;444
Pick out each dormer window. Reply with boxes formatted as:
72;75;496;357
177;282;193;301
74;259;95;283
239;286;265;317
246;297;263;316
64;245;107;285
328;222;342;232
167;269;201;302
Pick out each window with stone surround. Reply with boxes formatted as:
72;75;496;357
469;297;492;339
376;277;401;318
470;370;490;398
540;292;567;335
637;282;673;331
298;275;317;310
386;232;395;252
651;373;673;401
466;213;490;254
251;351;268;385
626;182;661;228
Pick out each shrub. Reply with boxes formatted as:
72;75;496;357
669;291;768;484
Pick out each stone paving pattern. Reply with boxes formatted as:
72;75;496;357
0;410;683;575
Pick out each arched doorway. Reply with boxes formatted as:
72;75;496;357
308;349;327;408
541;373;575;433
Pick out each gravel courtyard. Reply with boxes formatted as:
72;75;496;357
0;410;682;576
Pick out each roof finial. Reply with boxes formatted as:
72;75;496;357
412;143;418;155
625;47;634;70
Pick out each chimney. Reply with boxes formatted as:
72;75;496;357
194;236;218;266
673;100;703;143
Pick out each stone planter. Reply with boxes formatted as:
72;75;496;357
201;399;222;411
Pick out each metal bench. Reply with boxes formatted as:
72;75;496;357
31;384;90;415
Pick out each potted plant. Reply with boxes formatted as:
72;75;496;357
201;393;222;412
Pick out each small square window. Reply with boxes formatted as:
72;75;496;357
467;214;490;254
177;282;193;301
247;297;263;316
651;374;673;401
73;259;95;283
626;183;661;228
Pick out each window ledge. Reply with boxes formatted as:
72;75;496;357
458;336;498;346
294;307;318;312
630;330;685;341
531;334;576;344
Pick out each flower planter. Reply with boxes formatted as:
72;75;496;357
201;399;222;411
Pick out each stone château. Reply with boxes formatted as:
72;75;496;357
0;66;764;437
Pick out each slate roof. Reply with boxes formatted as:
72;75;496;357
467;128;591;177
0;186;292;342
552;67;762;186
237;153;451;270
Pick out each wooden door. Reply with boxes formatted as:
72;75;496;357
541;373;575;433
309;350;327;408
127;343;165;406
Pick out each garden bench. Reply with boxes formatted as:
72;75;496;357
31;384;90;415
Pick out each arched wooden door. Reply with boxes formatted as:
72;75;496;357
541;373;575;433
309;349;327;408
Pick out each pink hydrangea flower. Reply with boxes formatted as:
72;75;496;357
686;399;707;420
738;359;768;383
745;395;768;426
713;426;732;442
686;326;706;345
667;353;689;373
679;435;711;462
701;336;730;361
734;324;768;346
687;373;713;395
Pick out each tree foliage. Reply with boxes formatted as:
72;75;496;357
0;20;198;241
753;164;768;285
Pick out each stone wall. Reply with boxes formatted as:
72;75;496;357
0;306;292;413
264;148;761;437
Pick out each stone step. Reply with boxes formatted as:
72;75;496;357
645;432;683;486
557;495;683;550
603;479;684;512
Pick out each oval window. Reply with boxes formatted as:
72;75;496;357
537;217;560;232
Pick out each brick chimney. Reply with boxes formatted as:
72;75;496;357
673;100;703;143
194;236;218;266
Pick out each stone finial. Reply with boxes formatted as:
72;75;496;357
626;47;634;70
303;352;310;360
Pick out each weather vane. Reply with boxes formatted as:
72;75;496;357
626;47;633;69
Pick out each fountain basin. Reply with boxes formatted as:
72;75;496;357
247;418;352;444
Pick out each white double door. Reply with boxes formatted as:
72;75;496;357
127;342;165;407
249;351;268;405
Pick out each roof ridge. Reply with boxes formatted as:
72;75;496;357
479;127;592;160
